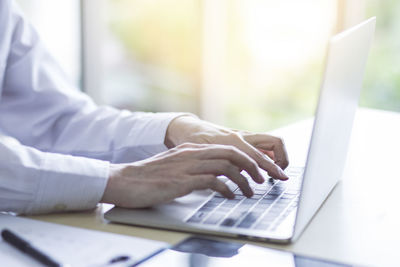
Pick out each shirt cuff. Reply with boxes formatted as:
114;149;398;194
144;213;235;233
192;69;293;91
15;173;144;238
29;152;109;214
122;112;196;159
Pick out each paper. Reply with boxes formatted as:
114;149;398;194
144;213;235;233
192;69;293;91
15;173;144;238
0;214;167;267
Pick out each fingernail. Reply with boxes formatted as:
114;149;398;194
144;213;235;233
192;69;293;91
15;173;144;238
257;172;265;183
279;169;289;180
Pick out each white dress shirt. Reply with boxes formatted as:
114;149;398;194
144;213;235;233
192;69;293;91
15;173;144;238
0;0;183;214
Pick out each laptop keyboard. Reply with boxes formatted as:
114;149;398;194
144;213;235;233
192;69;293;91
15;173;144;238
186;167;303;232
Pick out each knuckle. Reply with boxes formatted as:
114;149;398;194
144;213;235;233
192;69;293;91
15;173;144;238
251;160;259;170
177;142;195;149
235;177;249;187
177;148;191;157
282;164;289;170
231;165;240;173
255;150;268;162
223;145;240;156
212;145;233;156
176;147;199;157
274;164;282;173
275;137;285;146
245;156;258;169
228;132;242;141
282;157;289;164
203;175;215;185
218;160;232;171
179;185;192;196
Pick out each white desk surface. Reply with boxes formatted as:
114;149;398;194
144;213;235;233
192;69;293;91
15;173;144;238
28;108;400;267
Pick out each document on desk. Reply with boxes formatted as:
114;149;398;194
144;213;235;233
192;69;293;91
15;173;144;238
0;213;168;267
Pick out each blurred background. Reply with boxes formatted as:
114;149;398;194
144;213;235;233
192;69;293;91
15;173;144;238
16;0;400;132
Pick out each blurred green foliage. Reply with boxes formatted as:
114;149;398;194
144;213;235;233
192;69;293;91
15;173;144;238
109;0;201;77
361;0;400;111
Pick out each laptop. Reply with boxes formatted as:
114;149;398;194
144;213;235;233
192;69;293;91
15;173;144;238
105;18;376;244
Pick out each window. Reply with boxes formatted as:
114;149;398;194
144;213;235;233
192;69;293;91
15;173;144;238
361;0;400;112
21;0;399;131
205;0;337;131
85;0;337;131
16;0;82;87
89;0;201;113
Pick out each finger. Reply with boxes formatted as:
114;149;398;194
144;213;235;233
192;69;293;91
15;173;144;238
244;134;289;169
190;159;253;197
189;175;235;199
223;135;289;180
238;141;288;180
256;143;289;170
194;145;265;183
258;148;275;160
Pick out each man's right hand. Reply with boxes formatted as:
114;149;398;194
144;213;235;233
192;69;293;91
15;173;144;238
101;143;270;208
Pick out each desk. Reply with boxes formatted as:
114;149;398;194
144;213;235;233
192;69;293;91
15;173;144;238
29;108;400;267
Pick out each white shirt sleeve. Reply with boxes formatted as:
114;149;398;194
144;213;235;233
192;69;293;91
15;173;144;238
0;0;188;214
0;134;109;214
0;1;185;163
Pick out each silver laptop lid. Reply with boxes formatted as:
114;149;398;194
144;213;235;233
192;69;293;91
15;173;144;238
293;18;376;240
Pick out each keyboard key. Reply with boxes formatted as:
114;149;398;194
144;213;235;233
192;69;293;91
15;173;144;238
264;209;280;218
234;195;245;200
222;199;240;207
202;202;219;209
237;221;253;228
277;198;291;203
285;190;299;195
237;211;263;228
187;211;208;223
221;218;236;227
254;189;267;195
220;209;248;227
273;204;289;211
226;182;238;192
208;196;225;204
268;190;282;196
259;198;275;204
263;194;279;200
254;222;272;230
250;194;264;200
253;184;271;190
203;212;225;225
274;184;286;189
234;190;244;196
242;198;258;206
197;206;214;212
232;205;248;214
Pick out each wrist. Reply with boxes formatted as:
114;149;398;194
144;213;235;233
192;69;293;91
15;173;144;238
101;164;125;204
164;115;199;148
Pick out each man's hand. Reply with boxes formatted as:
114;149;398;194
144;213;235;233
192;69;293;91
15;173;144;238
101;143;265;208
165;116;289;180
101;116;290;208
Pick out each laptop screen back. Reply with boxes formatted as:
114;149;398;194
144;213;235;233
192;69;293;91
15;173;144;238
293;18;376;240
